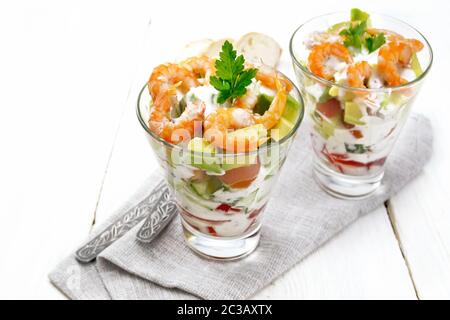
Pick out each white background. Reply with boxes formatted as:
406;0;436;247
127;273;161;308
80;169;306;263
0;0;449;299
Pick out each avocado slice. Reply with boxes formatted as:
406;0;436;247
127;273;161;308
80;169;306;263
327;21;350;33
351;8;370;22
411;53;423;77
315;114;342;139
190;176;223;198
381;92;409;108
255;94;302;141
254;94;300;117
187;138;223;174
344;102;365;126
318;88;332;103
328;85;339;97
254;94;272;115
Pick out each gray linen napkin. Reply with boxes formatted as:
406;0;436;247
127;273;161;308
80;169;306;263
49;113;433;300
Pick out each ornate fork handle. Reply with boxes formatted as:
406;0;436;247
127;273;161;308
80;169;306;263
75;181;175;263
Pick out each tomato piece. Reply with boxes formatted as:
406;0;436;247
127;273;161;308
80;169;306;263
351;130;363;139
316;98;342;118
228;178;256;189
328;152;387;168
207;226;218;236
216;203;241;213
219;160;260;187
321;146;386;172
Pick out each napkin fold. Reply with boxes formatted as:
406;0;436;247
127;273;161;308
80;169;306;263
50;113;433;300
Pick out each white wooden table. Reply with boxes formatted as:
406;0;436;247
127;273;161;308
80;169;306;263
1;0;449;299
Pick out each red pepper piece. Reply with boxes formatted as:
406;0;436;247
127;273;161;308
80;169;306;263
216;203;241;213
207;226;218;236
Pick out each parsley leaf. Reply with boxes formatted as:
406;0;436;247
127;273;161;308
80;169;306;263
210;40;258;104
365;33;386;53
340;21;367;50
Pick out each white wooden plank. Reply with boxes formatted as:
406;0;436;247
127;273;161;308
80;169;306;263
381;3;450;299
3;0;443;299
92;1;417;298
0;1;152;299
255;207;417;299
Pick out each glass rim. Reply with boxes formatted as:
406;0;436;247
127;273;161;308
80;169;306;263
289;11;433;93
136;71;305;157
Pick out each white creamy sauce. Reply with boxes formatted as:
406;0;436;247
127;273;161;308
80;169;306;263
401;68;417;82
304;31;342;49
324;56;348;76
368;73;383;89
185;85;219;117
353;49;379;65
306;83;326;101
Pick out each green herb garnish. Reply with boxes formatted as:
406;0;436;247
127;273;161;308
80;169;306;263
340;21;367;50
345;143;369;154
210;40;258;104
340;9;385;53
365;33;386;53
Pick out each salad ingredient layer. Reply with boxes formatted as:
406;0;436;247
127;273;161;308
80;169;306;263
148;40;298;152
145;36;302;238
296;8;426;176
305;8;424;88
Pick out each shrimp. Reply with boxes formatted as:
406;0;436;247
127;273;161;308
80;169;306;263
204;107;258;152
149;90;205;143
180;55;216;85
234;81;260;109
148;63;198;99
255;69;293;92
308;42;353;80
347;61;372;88
204;75;288;152
254;76;288;129
378;39;424;86
366;28;403;42
148;61;207;143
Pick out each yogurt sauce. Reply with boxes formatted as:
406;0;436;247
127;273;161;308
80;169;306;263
185;85;219;117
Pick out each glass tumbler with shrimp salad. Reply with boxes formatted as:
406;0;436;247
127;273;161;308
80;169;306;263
290;9;432;199
137;41;304;260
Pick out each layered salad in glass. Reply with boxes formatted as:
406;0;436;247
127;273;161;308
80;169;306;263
291;8;430;179
138;37;303;248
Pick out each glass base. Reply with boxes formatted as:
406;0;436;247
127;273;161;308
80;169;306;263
181;219;261;261
313;160;384;199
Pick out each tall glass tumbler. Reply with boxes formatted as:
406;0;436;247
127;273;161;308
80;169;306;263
290;12;432;199
137;74;304;260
